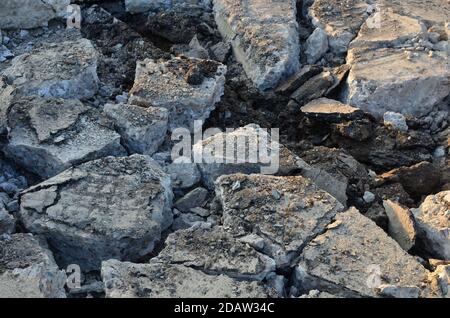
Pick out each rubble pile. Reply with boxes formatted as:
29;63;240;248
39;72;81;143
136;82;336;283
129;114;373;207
0;0;448;298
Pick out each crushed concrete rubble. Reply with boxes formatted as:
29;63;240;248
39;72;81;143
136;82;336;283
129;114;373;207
0;0;448;299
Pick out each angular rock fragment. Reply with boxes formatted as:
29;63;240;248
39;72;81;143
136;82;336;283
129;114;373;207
213;0;300;90
308;0;370;54
3;39;99;100
193;124;348;204
290;65;350;106
0;234;66;298
383;200;416;251
175;187;209;212
165;160;201;189
216;173;344;268
411;191;450;260
3;96;125;179
294;208;429;297
0;0;69;29
156;225;276;280
18;155;173;271
276;65;322;96
305;28;329;64
129;57;226;131
104;103;168;155
300;98;363;123
379;161;441;197
343;9;450;118
102;259;275;298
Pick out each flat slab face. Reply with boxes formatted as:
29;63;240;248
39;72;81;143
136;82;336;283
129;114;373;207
296;208;429;297
4;96;125;178
341;1;450;118
102;259;275;298
19;155;173;271
216;173;344;267
301;98;361;117
129;57;226;130
156;226;276;280
3;39;99;100
213;0;300;90
0;234;66;298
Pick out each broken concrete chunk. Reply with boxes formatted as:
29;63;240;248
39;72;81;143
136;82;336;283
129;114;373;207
104;103;168;155
156;225;276;280
276;65;323;96
102;259;275;298
18;155;173;271
193;124;348;205
165;160;201;189
301;98;363;123
129;57;226;131
411;191;450;260
3;39;99;100
216;173;344;268
0;0;70;29
213;0;300;90
4;96;126;179
294;207;429;297
175;187;209;212
0;234;66;298
342;6;450;118
383;200;416;251
308;0;370;54
305;28;329;64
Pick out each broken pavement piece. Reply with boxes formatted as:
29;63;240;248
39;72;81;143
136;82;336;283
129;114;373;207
156;225;276;280
301;98;363;123
101;259;276;298
216;173;344;268
0;234;66;298
294;207;429;297
213;0;300;90
18;155;173;271
193;124;348;205
342;7;450;118
3;39;99;100
411;191;450;260
4;96;126;179
104;103;168;155
129;57;226;131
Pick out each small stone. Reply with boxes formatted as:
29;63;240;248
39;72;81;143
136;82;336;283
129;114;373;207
363;191;376;203
383;112;409;132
